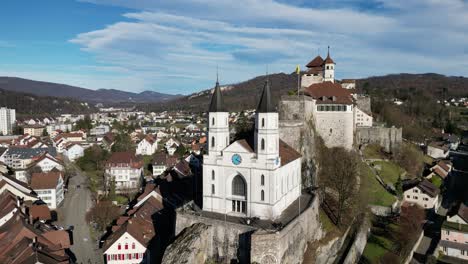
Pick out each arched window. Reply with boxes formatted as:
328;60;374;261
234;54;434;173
211;184;215;194
261;139;265;150
212;117;215;125
261;118;265;128
211;137;215;147
211;170;215;180
261;175;265;186
232;175;246;196
261;190;265;201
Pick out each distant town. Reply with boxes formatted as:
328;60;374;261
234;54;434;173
0;51;467;264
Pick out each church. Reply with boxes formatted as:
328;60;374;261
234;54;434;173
202;78;302;220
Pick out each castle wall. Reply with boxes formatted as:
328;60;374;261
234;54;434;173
355;95;371;113
175;210;256;263
250;196;322;264
356;126;402;153
315;109;354;150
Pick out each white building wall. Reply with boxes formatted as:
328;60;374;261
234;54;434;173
203;142;301;220
0;107;16;135
314;104;354;150
403;187;438;209
104;232;149;264
301;74;323;88
354;107;373;127
323;63;335;83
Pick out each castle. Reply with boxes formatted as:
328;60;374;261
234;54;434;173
300;49;373;150
203;78;302;220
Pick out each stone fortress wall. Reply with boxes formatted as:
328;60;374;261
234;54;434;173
170;196;323;264
356;126;402;153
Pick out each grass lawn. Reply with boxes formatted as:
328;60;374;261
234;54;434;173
361;217;401;263
319;208;337;233
360;163;396;207
362;234;393;262
429;176;443;188
114;195;128;205
363;144;385;159
373;161;405;184
423;155;434;165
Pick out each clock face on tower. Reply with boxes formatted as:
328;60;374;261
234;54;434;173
231;154;242;165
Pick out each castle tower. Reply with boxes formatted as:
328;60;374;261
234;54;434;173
207;78;229;156
323;46;335;83
254;79;279;161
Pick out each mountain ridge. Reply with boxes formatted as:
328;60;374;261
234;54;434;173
0;77;181;104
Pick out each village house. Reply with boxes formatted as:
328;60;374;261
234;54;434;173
29;152;64;173
427;160;452;180
103;185;164;264
136;135;158;156
30;171;65;209
23;124;45;137
63;143;85;162
403;179;439;209
0;192;71;263
105;152;144;193
427;141;450;159
439;204;468;260
152;152;178;176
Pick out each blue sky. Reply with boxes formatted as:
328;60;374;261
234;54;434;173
0;0;467;95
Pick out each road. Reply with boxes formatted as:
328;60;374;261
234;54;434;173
57;164;103;264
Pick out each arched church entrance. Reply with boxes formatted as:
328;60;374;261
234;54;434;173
231;175;247;214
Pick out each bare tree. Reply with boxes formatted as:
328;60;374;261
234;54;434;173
318;146;359;226
85;201;120;232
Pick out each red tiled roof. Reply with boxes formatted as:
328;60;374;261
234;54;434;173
105;152;143;169
30;171;62;190
306;56;324;68
42;230;71;248
29;204;51;221
279;140;302;166
304;82;353;105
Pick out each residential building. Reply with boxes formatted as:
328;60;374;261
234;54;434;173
63;143;85;162
427;142;450;159
341;79;356;89
0;107;16;136
103;189;163;264
152;153;178;176
23;124;45;137
354;107;373;127
203;79;302;220
90;124;110;136
46;123;72;135
105;152;144;193
439;204;468;260
403;179;439;209
30;171;64;209
136;136;158;156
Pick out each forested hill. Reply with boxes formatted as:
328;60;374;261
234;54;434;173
0;88;94;117
145;73;468;113
145;73;298;112
356;73;468;99
0;77;180;103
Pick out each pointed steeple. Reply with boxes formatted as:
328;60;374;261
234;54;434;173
208;79;226;112
257;78;275;113
324;46;335;64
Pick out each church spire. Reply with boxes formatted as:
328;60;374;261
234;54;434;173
209;77;226;112
324;46;335;64
257;78;274;113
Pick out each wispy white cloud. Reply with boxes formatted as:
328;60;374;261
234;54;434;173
68;0;468;94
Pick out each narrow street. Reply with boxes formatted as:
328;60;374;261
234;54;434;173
57;163;103;264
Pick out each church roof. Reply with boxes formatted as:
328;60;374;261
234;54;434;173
279;140;302;166
208;81;227;112
257;79;275;113
306;56;324;68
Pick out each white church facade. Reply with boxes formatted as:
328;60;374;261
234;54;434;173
203;79;302;220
